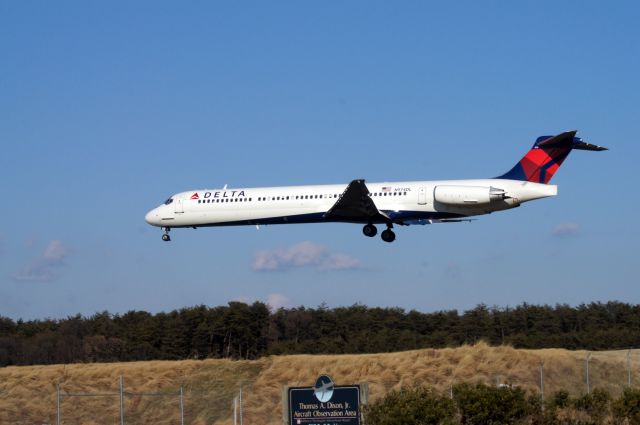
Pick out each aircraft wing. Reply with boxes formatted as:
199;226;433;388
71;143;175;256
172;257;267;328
324;179;389;222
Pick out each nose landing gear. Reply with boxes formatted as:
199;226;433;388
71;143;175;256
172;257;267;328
162;227;171;242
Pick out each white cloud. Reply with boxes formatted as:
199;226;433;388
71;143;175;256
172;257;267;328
252;241;362;272
13;240;70;282
230;293;291;310
552;223;580;238
43;240;68;261
266;293;290;310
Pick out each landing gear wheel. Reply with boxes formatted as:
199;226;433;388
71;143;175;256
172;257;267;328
362;224;378;237
162;227;171;242
381;229;396;243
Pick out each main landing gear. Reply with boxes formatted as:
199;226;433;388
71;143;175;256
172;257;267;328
381;226;396;243
362;223;396;243
362;223;378;237
162;227;171;242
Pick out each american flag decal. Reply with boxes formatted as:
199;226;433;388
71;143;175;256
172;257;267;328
382;187;391;192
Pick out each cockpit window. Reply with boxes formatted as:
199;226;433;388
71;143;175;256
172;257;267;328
164;197;174;205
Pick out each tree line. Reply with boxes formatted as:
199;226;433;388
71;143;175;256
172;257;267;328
1;301;640;366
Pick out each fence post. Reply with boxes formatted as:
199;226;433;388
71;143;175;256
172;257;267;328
119;375;125;425
234;395;238;425
540;362;544;412
180;386;184;425
239;383;244;425
56;382;61;425
586;353;592;394
628;350;632;388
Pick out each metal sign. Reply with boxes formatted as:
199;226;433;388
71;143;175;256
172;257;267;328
288;375;360;425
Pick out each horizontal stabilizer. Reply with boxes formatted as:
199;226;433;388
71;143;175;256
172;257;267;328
573;141;608;151
535;131;607;151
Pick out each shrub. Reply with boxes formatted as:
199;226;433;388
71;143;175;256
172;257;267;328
454;383;529;425
365;386;456;425
549;390;571;410
573;388;611;423
612;388;640;424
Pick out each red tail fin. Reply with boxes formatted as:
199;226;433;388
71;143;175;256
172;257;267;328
497;131;606;183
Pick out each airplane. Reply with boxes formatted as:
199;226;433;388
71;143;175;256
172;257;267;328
145;131;606;243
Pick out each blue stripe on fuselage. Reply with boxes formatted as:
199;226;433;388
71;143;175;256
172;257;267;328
171;210;466;228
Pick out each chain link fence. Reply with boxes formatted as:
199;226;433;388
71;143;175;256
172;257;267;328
1;349;639;424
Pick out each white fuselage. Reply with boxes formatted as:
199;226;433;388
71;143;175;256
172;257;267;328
144;179;557;229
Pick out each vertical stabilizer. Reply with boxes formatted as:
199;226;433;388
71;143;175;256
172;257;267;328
497;131;606;184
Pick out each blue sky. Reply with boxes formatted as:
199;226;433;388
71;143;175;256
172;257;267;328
1;1;638;319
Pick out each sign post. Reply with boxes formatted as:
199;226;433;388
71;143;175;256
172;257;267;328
287;375;360;425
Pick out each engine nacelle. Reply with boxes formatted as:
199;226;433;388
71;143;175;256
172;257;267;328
434;185;506;206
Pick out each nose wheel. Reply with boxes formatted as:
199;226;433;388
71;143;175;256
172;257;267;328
162;227;171;242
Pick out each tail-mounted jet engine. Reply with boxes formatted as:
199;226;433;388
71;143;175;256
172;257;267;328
433;185;508;206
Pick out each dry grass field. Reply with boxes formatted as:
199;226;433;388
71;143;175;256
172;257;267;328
2;343;640;424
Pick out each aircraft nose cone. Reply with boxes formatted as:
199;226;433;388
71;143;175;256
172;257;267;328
145;209;159;226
